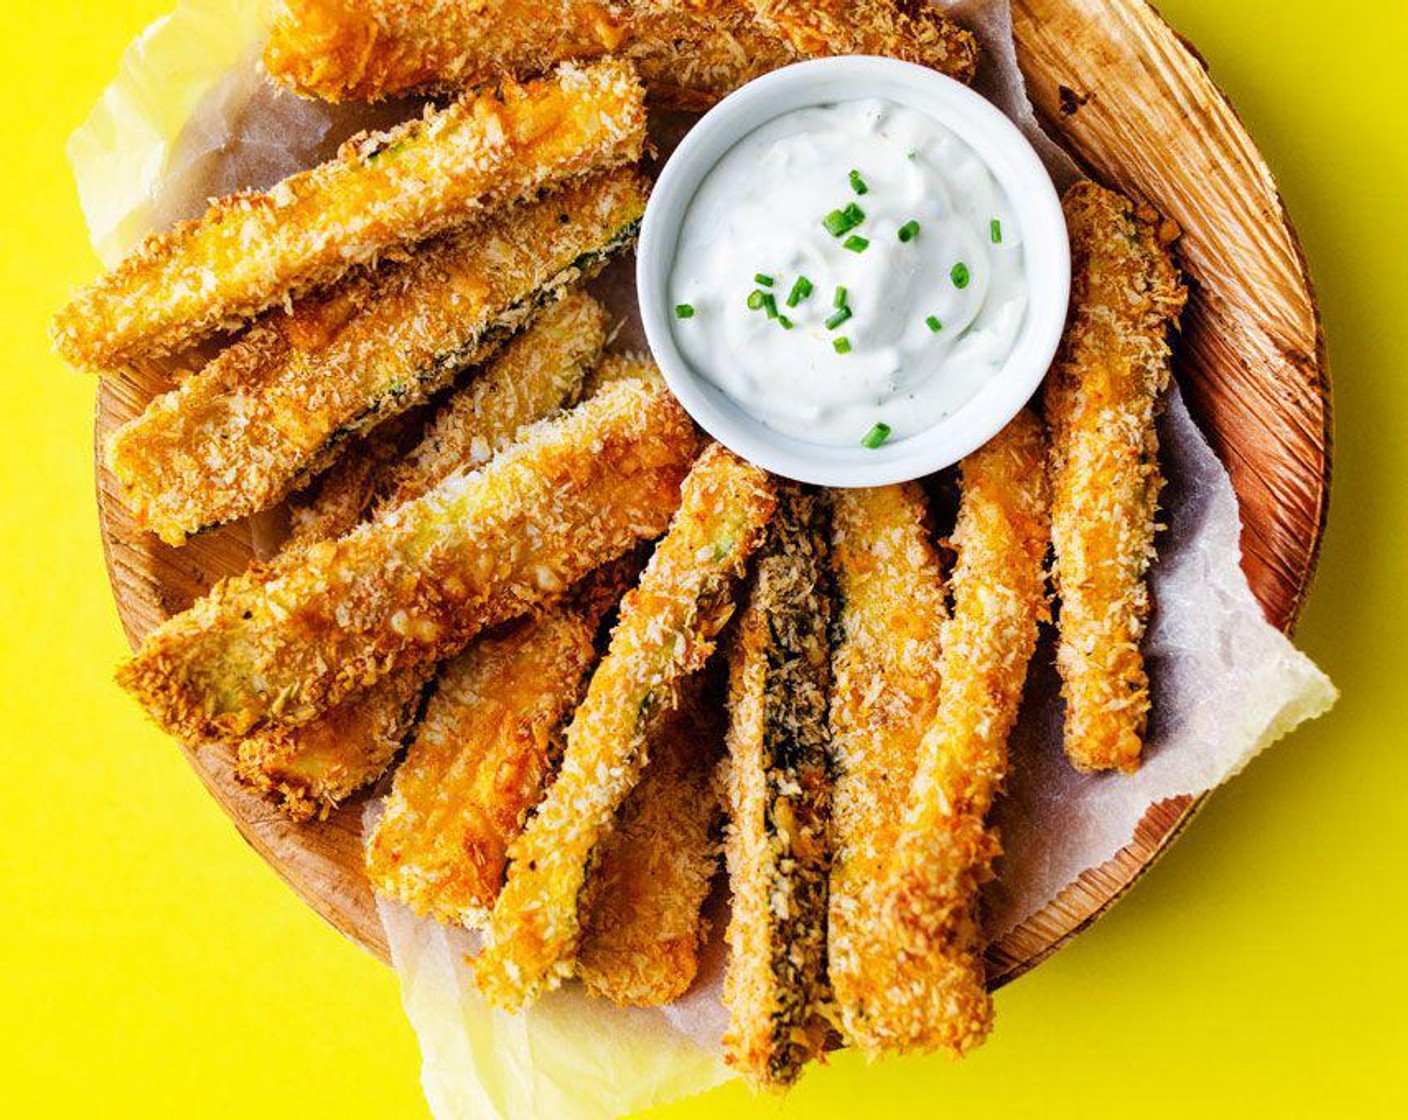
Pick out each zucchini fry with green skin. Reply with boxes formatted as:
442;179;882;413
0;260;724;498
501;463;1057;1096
286;414;421;547
116;379;698;742
825;484;947;1051
106;171;646;545
1045;183;1186;773
865;411;1050;1058
721;482;834;1089
476;444;776;1010
236;294;610;818
54;60;645;370
266;0;800;109
577;677;725;1006
378;290;609;513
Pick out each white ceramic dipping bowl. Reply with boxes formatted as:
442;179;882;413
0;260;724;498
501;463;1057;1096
637;56;1070;487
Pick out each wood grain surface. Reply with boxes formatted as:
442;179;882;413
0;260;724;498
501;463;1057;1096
94;0;1331;981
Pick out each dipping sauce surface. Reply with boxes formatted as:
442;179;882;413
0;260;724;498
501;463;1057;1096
669;97;1027;449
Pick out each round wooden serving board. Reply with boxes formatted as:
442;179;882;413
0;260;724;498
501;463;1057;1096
95;0;1331;978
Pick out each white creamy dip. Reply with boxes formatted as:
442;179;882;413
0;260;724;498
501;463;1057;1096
668;98;1027;448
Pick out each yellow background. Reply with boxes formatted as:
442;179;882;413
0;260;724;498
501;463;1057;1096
2;1;1404;1115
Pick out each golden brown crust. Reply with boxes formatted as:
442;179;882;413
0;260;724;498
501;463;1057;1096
237;294;609;817
864;411;1051;1058
116;379;697;742
105;171;646;545
365;609;602;926
54;61;645;370
721;483;833;1089
1044;182;1186;773
266;0;802;108
824;484;947;1050
378;290;609;513
235;663;435;821
577;679;724;1006
475;444;776;1010
739;0;978;79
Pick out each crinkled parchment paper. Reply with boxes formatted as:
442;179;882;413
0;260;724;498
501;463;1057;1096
71;2;1337;1117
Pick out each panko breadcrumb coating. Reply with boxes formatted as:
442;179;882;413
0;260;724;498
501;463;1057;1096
1045;182;1187;773
378;290;609;513
235;664;435;821
53;60;645;371
266;0;801;108
722;483;834;1089
825;484;948;1052
105;171;646;545
365;610;604;927
866;411;1051;1058
476;444;776;1010
116;379;697;742
577;678;725;1006
738;0;977;79
235;295;609;817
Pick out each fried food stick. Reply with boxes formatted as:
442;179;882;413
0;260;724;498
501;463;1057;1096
475;444;776;1010
825;483;948;1051
577;677;725;1005
865;411;1050;1057
106;171;645;545
266;0;800;108
235;294;609;818
378;290;610;512
366;617;600;925
117;378;697;743
1045;182;1186;773
728;0;978;79
53;60;645;370
721;482;834;1088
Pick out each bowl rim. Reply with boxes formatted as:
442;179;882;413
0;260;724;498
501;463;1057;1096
637;55;1071;486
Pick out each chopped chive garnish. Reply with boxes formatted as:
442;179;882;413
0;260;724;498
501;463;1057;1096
849;169;869;195
674;303;695;320
825;306;853;330
843;234;870;253
833;337;853;354
907;149;918;160
897;219;921;243
833;286;848;309
777;315;794;330
786;276;814;307
990;218;1003;243
746;289;766;310
860;422;892;449
761;292;779;319
951;261;971;289
823;202;866;237
925;315;943;333
755;273;775;287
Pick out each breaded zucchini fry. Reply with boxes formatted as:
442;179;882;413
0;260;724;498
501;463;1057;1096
721;482;833;1088
286;415;420;547
866;411;1050;1057
825;484;947;1051
739;1;978;79
1045;183;1186;773
236;295;609;817
476;444;776;1010
266;0;799;108
580;352;664;396
235;664;435;821
106;172;646;545
54;61;645;370
365;610;603;926
379;290;609;512
116;379;697;742
577;678;724;1006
